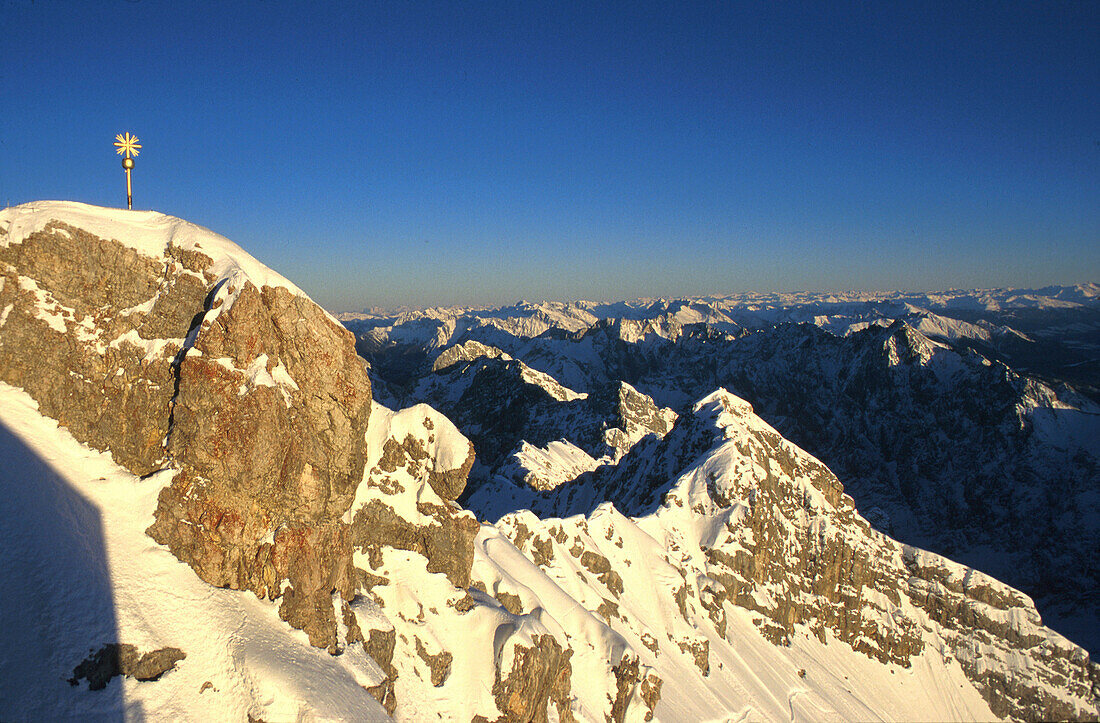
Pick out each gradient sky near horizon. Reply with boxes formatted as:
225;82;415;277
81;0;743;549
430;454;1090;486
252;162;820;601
1;1;1097;311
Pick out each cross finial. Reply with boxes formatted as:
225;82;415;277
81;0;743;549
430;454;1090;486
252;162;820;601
114;132;141;159
113;132;141;209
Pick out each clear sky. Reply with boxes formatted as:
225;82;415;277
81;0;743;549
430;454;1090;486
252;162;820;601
1;1;1097;311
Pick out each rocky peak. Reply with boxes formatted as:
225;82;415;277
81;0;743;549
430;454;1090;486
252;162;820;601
488;386;1098;720
0;202;662;721
431;339;506;372
610;382;679;445
0;202;371;646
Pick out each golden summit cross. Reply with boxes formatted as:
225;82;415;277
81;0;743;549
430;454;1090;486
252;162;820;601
113;132;141;209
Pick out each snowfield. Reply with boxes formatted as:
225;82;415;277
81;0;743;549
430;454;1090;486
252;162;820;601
0;381;389;722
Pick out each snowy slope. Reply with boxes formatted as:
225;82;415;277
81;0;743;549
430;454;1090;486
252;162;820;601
0;381;389;722
473;389;1097;721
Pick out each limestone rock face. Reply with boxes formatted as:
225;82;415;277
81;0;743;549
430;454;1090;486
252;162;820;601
488;634;573;723
0;203;371;647
170;282;371;522
147;280;373;647
0;220;205;475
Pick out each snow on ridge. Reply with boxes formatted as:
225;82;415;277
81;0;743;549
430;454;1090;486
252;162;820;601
348;400;473;524
0;201;316;312
501;439;601;492
519;364;587;402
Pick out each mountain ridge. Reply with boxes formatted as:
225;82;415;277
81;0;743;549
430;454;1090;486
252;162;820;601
349;282;1100;658
1;202;1096;721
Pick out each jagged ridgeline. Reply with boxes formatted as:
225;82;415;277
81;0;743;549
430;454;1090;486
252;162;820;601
0;201;1096;721
349;286;1100;659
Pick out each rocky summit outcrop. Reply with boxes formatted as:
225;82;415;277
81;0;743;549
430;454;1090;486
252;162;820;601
147;277;373;647
0;202;371;646
0;203;662;722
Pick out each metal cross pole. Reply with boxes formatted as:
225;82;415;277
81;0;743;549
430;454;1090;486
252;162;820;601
113;133;141;209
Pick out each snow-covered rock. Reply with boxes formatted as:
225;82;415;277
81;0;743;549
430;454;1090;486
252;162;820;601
3;202;1097;721
487;388;1099;721
0;202;377;651
354;289;1100;657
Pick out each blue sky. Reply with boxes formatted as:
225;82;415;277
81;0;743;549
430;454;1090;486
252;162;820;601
1;1;1097;311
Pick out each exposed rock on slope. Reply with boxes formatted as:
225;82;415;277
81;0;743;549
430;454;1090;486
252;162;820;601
486;389;1098;721
340;400;658;721
0;202;371;646
68;644;186;690
0;202;662;721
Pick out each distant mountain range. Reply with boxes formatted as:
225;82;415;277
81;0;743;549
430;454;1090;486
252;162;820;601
341;284;1100;656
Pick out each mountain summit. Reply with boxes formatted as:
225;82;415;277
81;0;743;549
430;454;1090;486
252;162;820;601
0;202;1096;721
